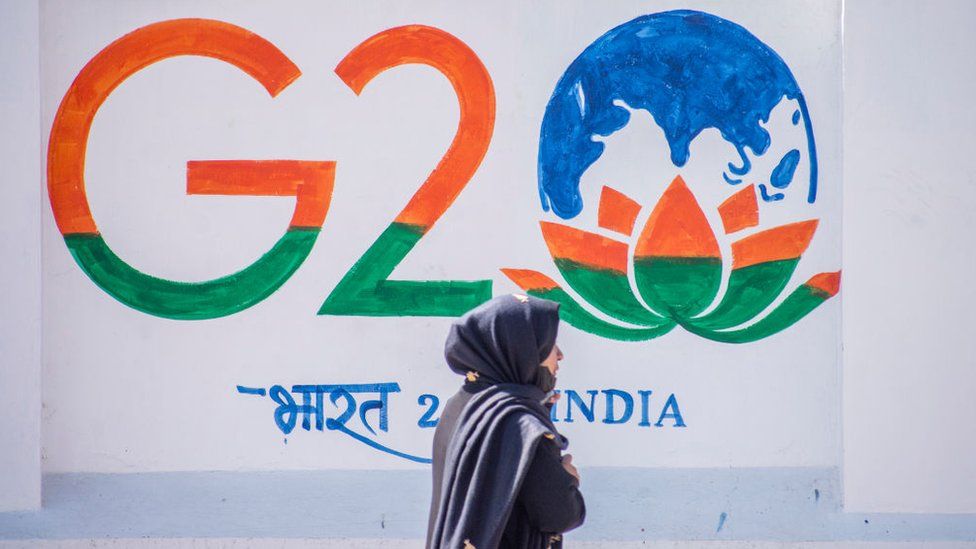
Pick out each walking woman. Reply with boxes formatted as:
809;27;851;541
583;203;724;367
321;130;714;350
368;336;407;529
426;294;586;549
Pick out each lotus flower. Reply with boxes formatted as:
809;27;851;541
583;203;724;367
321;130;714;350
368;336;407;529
502;176;840;343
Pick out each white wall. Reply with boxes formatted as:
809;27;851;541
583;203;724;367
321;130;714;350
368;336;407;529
38;0;842;474
4;0;976;526
843;0;976;513
0;0;42;511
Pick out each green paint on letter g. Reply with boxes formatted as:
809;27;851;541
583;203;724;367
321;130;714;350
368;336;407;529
64;227;319;320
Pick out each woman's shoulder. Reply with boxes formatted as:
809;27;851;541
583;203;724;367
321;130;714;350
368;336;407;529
433;388;473;436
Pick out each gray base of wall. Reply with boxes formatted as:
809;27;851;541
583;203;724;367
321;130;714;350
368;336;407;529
3;541;976;548
0;468;973;542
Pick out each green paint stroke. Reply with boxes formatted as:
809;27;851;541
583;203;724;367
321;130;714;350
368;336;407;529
64;227;319;320
526;286;675;342
688;258;799;330
634;256;721;320
319;222;491;317
684;282;835;344
552;258;666;327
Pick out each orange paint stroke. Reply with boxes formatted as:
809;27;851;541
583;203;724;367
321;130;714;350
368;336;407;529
598;185;642;236
335;25;495;231
806;271;841;297
540;221;629;274
187;160;335;229
500;268;559;292
731;219;819;269
634;175;720;259
718;184;759;234
48;19;302;235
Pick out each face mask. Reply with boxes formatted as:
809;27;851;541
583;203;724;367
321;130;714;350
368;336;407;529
536;365;557;394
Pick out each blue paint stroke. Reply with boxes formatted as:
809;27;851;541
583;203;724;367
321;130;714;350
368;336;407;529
359;399;383;435
758;184;785;202
269;385;299;434
792;109;801;125
327;420;432;464
328;388;357;428
247;382;428;464
722;172;742;185
260;383;402;436
538;10;819;218
727;145;752;176
292;383;400;433
654;393;687;427
417;394;440;428
717;511;728;532
797;96;819;202
549;390;562;423
771;149;801;189
602;389;635;424
637;390;654;426
563;390;598;423
236;386;266;396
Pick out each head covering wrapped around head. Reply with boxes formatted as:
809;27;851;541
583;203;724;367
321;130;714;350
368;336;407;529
444;294;560;389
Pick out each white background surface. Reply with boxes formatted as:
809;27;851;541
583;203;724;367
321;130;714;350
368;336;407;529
37;0;843;473
0;0;41;512
842;0;976;514
2;0;973;517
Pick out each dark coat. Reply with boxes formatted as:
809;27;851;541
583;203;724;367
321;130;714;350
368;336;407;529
426;295;586;549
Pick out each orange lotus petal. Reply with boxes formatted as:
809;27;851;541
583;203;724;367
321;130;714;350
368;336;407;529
807;271;841;297
731;219;819;269
718;184;759;234
598;185;642;236
500;268;558;291
634;175;720;258
540;221;629;274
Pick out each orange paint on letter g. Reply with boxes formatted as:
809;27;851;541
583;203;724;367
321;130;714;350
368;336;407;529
47;19;303;236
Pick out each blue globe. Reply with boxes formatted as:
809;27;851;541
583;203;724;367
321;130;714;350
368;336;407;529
538;10;818;218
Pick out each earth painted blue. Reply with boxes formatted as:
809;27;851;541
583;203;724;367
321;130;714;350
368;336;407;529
538;10;819;219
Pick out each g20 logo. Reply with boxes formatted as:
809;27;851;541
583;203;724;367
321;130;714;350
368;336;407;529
49;12;839;342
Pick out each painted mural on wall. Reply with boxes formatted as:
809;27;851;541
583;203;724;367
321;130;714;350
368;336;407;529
48;10;838;338
44;7;840;467
506;11;838;342
234;382;685;464
48;20;494;320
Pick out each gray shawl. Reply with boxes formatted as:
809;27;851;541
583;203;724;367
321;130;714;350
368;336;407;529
427;294;564;549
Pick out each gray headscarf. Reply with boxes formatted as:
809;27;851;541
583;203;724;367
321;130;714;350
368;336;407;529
444;293;560;388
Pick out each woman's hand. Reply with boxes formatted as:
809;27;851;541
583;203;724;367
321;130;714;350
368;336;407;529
561;454;580;484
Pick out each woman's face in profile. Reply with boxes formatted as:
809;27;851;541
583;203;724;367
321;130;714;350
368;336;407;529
541;344;563;377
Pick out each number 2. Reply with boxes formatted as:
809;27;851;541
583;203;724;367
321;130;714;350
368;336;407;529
417;394;440;428
319;25;495;317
